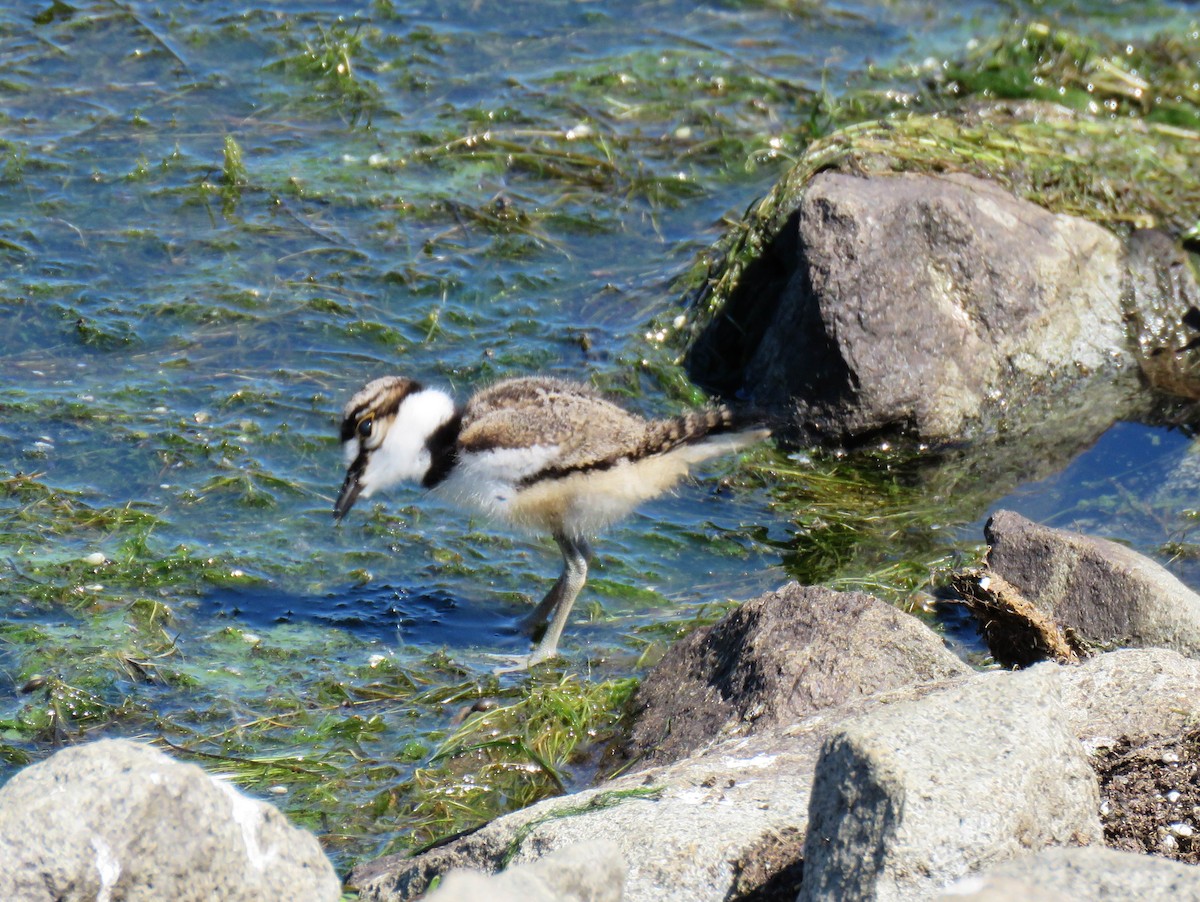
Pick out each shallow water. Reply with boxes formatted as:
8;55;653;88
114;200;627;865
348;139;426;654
1;0;1198;870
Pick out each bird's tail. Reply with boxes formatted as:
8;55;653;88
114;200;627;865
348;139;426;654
639;407;770;462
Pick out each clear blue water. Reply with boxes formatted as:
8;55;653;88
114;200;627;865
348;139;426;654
980;421;1200;581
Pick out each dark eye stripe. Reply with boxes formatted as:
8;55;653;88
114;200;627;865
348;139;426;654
338;379;423;443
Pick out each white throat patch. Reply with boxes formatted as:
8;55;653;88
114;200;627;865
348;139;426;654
359;387;456;497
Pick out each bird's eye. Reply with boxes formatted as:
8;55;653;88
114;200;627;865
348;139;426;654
357;418;373;438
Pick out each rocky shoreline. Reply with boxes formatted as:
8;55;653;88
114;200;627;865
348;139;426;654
344;511;1200;901
5;511;1200;899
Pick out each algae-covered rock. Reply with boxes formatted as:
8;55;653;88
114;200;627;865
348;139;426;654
685;101;1200;456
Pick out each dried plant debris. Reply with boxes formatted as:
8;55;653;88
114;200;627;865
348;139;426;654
949;568;1089;667
1094;730;1200;864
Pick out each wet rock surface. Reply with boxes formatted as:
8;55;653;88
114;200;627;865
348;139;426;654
1125;227;1200;401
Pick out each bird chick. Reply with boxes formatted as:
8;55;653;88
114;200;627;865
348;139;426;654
335;375;768;671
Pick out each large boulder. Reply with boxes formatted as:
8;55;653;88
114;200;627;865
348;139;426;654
799;665;1103;901
604;583;972;776
688;169;1200;459
0;739;340;902
796;648;1200;900
690;170;1140;445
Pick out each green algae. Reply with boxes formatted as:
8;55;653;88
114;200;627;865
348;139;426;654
678;22;1200;345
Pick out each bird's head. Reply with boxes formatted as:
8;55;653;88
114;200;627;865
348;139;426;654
334;376;457;521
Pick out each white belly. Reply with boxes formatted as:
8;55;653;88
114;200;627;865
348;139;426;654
433;431;764;538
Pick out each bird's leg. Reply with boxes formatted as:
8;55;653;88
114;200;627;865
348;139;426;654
530;533;590;664
494;533;591;673
519;568;566;635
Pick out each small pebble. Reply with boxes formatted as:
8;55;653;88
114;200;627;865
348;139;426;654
268;785;288;795
20;675;47;693
1162;750;1181;764
83;552;106;567
1167;790;1182;804
1161;833;1179;852
1169;823;1195;838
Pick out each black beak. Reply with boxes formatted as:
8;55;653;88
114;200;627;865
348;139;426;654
334;455;366;522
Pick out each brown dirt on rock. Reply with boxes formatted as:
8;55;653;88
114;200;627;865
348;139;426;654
728;827;805;902
1092;729;1200;864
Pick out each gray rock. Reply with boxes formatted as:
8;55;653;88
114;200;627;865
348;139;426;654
984;509;1200;658
0;739;340;902
424;840;625;902
351;679;960;902
1125;228;1200;401
1058;647;1200;748
940;846;1200;901
353;642;1200;902
799;665;1103;902
694;170;1139;445
605;583;972;776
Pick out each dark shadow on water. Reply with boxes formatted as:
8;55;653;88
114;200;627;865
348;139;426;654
200;583;528;653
